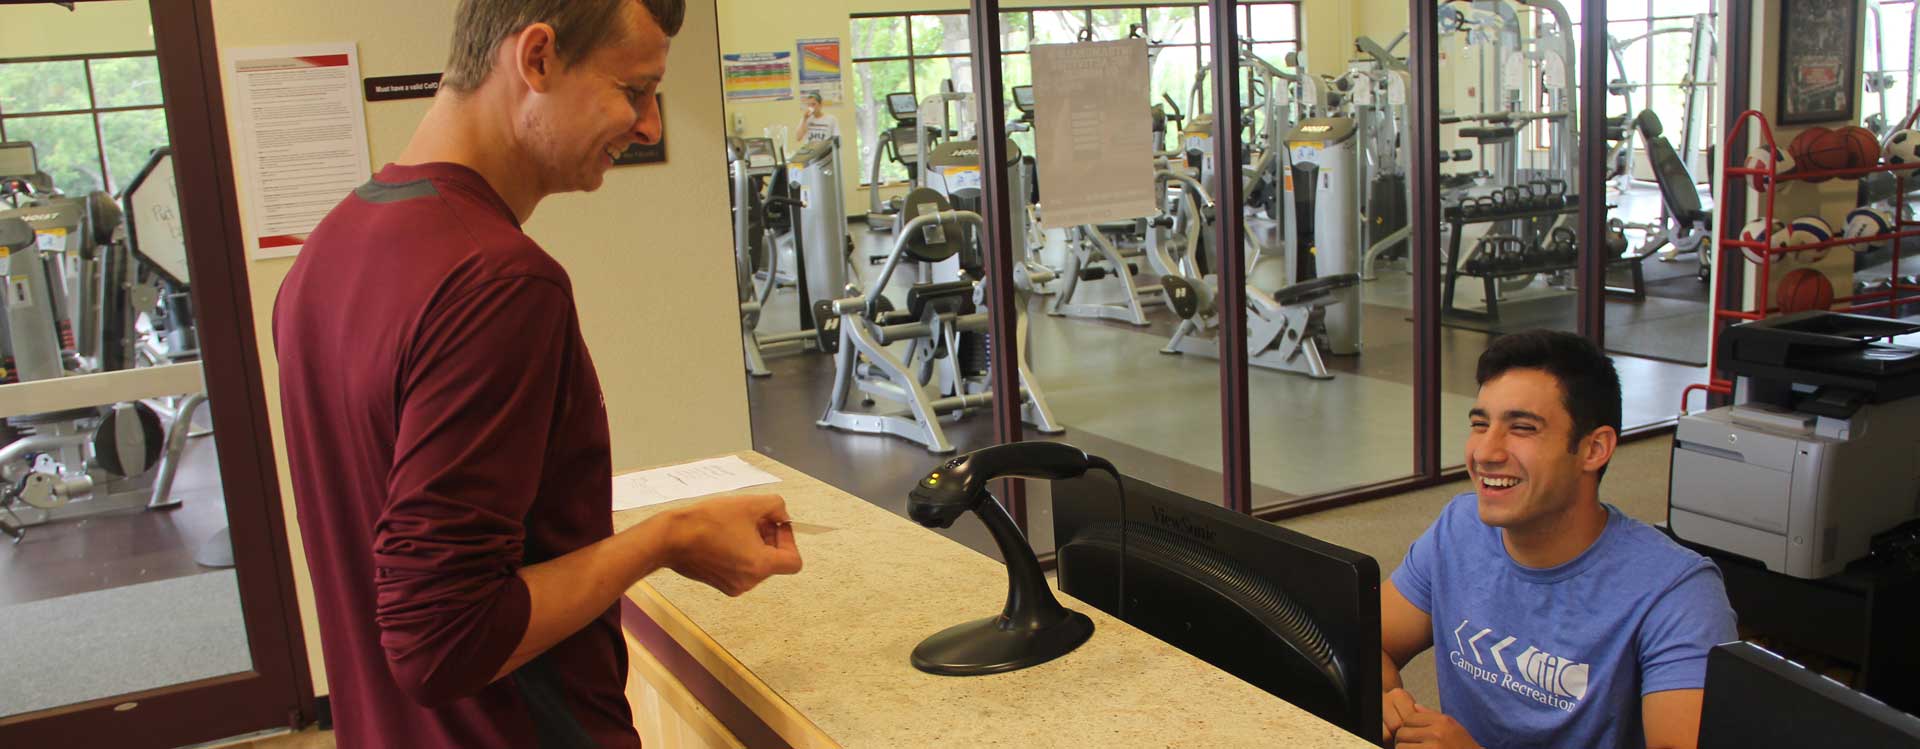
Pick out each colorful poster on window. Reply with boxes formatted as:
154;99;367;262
723;51;792;101
796;38;842;103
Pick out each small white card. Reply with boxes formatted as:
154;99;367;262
612;455;782;512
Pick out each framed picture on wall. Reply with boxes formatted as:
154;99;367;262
1776;0;1859;125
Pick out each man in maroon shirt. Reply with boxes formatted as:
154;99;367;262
273;1;802;746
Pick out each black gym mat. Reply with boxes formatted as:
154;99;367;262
1626;254;1713;303
1441;293;1711;366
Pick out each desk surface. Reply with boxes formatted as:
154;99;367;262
617;452;1374;748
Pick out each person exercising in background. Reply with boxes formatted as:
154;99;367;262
274;1;802;746
796;91;839;145
1379;331;1735;749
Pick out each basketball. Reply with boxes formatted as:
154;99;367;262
1739;219;1788;264
1785;216;1834;264
1788;127;1829;165
1841;126;1881;167
1744;145;1797;191
1844;206;1896;251
1778;268;1834;313
1794;127;1855;180
1885;129;1920;165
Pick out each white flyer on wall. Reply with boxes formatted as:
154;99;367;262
1030;39;1156;230
224;44;371;260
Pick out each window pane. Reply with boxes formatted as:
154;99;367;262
1153;45;1203;121
914;56;974;99
851;17;908;59
1002;52;1032;92
1248;3;1298;42
0;60;91;114
1091;8;1143;41
1033;10;1083;45
1198;5;1213;46
1646;19;1700;91
851;59;913;185
89;57;163;108
1655;0;1710;16
1611;20;1650;90
911;14;970;56
4;114;103;193
1147;6;1198;45
98;108;168;193
1002;54;1034;160
1251;42;1296;73
1000;11;1031;52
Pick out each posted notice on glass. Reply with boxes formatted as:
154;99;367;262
224;44;373;260
1031;39;1156;230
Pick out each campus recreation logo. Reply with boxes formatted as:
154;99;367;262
1448;618;1590;712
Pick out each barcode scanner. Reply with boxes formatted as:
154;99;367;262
907;442;1118;676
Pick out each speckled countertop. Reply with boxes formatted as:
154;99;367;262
616;452;1375;748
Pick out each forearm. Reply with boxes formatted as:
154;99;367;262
492;510;682;680
1382;650;1407;692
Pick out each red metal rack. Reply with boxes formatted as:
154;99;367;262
1682;110;1920;413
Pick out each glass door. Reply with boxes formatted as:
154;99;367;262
0;1;309;745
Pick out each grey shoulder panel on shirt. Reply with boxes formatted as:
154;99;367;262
355;178;439;204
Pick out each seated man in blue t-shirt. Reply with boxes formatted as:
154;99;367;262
1380;330;1737;749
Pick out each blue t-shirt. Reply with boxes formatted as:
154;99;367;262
1391;493;1737;749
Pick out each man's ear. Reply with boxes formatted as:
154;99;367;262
1580;425;1617;474
509;22;561;93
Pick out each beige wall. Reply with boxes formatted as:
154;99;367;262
0;0;154;57
208;0;748;696
1731;0;1864;307
714;0;1369;212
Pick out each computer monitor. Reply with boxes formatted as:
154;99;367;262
887;92;919;122
1052;475;1382;741
1006;84;1036;114
1012;85;1035;114
0;142;36;180
1700;641;1920;748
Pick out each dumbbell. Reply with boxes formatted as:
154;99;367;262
1529;180;1559;210
1502;186;1527;214
1605;229;1630;259
1471;195;1493;217
1549;227;1578;264
1484;191;1510;217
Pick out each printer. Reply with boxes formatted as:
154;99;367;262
1670;311;1920;579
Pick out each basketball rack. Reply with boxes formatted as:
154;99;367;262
1682;108;1920;413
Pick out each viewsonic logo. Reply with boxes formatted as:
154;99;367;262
1150;506;1215;543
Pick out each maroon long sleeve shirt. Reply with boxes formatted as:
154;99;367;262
274;162;636;748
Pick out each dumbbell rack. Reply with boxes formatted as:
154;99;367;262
1441;202;1594;320
1682;108;1920;413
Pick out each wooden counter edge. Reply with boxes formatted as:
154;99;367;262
622;580;841;749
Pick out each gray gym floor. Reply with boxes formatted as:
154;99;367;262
745;215;1707;554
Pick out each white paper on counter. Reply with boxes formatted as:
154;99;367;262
224;44;372;260
1030;39;1156;230
612;455;782;512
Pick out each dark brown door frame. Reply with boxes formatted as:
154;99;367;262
967;0;1030;531
1208;0;1254;514
1713;0;1752;410
1578;0;1610;343
0;0;315;745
